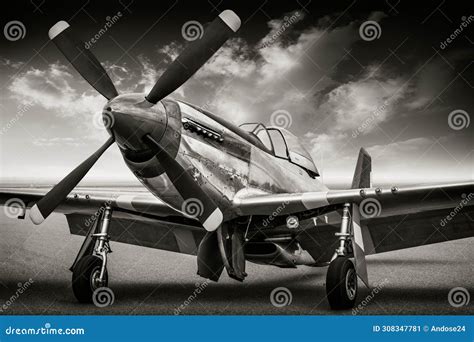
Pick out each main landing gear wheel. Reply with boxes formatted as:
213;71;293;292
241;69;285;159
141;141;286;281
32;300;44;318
326;256;357;309
72;255;108;303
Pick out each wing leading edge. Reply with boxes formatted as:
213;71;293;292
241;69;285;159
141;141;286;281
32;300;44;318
233;182;474;218
0;186;180;218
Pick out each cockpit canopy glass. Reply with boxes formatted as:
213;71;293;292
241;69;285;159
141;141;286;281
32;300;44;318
239;123;319;177
239;123;273;151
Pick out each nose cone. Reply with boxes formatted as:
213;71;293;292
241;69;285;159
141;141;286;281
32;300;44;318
103;94;167;151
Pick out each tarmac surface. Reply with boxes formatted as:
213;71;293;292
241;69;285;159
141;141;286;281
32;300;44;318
0;211;473;315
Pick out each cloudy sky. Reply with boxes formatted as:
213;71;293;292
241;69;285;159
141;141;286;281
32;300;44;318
1;0;472;186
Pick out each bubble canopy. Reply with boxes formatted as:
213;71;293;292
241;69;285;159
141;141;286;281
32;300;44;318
239;123;319;177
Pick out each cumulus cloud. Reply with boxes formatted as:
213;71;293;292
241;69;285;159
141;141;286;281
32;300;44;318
0;58;24;69
403;58;454;111
367;137;433;159
4;9;466;184
199;38;257;78
7;63;107;138
316;68;408;134
8;64;105;114
103;62;131;88
154;10;363;126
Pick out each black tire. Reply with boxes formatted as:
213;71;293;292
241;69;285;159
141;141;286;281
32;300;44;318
326;256;357;309
72;255;108;303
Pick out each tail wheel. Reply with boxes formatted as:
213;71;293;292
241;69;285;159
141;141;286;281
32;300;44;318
326;256;357;309
72;255;108;303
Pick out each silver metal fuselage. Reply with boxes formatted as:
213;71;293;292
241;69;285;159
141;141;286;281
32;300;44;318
105;93;328;221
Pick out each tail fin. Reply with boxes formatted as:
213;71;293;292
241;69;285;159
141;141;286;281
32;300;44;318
351;148;371;189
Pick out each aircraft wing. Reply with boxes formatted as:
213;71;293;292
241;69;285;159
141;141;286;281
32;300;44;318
0;186;207;256
0;186;180;218
233;182;473;218
233;182;474;259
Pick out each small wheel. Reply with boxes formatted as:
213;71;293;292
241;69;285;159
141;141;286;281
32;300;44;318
326;256;357;309
72;255;108;303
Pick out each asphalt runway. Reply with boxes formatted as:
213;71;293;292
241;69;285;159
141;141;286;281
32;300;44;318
0;211;472;315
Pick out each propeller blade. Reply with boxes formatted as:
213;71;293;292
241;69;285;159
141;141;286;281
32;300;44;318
30;137;115;225
143;134;223;231
145;10;241;104
48;21;118;100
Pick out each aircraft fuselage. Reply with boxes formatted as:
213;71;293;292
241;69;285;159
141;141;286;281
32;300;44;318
105;93;328;221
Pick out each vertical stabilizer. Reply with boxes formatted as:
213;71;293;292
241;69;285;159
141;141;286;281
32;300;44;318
351;148;371;189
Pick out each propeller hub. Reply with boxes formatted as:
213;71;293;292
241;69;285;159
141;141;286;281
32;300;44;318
103;93;168;152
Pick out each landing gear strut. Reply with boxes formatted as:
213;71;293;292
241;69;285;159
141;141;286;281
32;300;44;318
71;205;112;303
326;203;358;309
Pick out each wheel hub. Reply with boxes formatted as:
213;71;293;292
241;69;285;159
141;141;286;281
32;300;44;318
90;268;102;289
345;268;357;300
